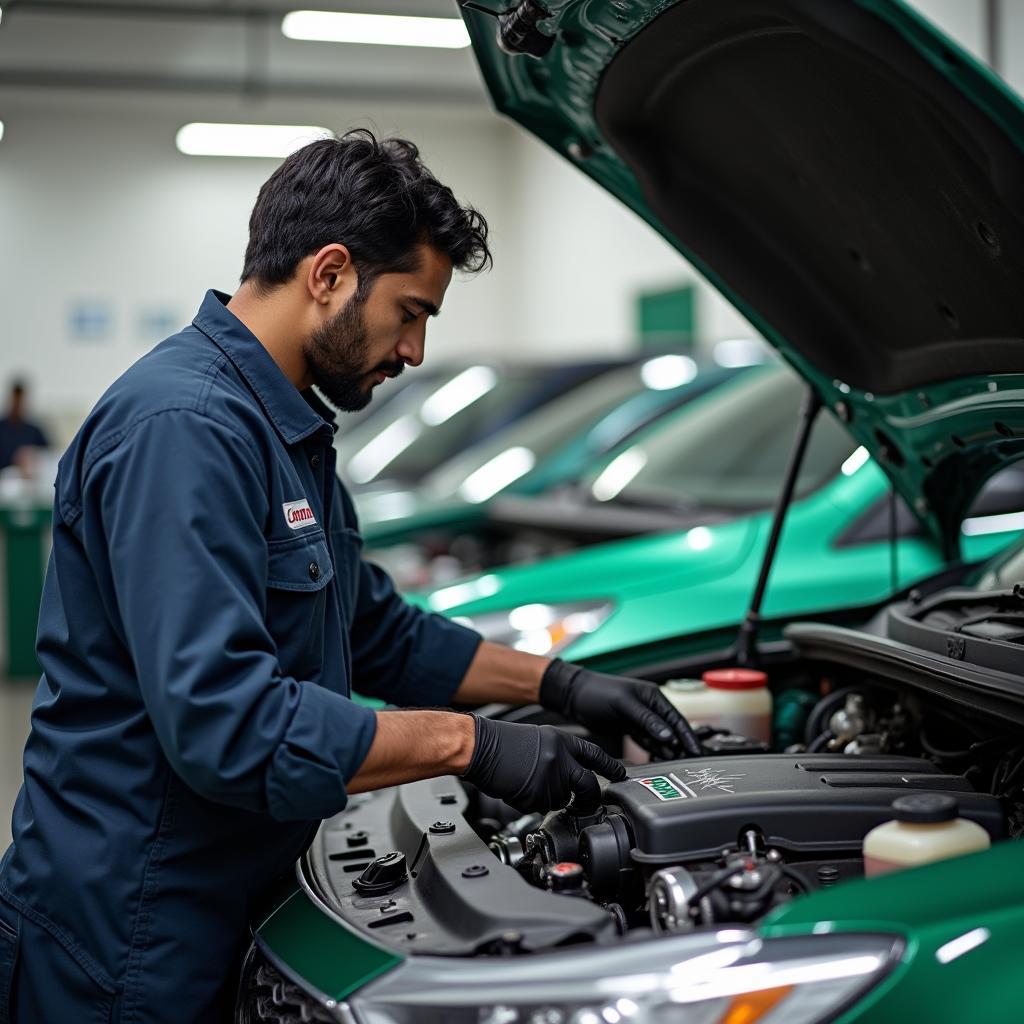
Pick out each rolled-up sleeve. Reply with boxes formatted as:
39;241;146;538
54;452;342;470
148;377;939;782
87;409;377;821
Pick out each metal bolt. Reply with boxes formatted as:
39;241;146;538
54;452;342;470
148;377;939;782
462;864;489;878
429;820;455;835
817;865;840;887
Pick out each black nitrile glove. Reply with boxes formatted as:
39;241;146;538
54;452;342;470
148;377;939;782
540;659;702;759
463;715;626;815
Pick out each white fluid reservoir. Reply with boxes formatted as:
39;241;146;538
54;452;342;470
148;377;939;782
863;794;990;877
623;668;772;763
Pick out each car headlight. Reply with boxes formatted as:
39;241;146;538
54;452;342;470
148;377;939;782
454;601;614;656
348;931;900;1024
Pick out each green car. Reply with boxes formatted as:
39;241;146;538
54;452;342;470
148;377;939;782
381;365;1021;662
359;361;749;590
236;2;1024;1022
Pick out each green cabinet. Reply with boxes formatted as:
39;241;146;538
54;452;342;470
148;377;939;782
0;503;51;679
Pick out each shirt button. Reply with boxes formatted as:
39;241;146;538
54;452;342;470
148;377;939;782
310;453;321;469
308;562;321;581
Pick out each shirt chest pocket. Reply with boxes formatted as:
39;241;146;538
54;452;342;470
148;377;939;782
266;531;335;679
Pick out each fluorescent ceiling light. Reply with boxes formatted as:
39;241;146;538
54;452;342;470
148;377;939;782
686;526;713;551
935;927;990;965
346;415;422;484
591;449;647;502
640;353;698;390
282;10;470;49
459;447;536;504
0;121;4;144
419;366;497;426
961;509;1024;537
840;446;870;476
175;123;331;159
429;574;500;613
714;337;767;368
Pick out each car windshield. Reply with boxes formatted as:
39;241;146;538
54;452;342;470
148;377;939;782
335;364;548;488
579;365;856;511
419;356;726;503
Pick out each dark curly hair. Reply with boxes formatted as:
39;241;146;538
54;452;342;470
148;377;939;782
240;128;491;291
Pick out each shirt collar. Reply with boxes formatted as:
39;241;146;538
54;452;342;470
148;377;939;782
193;289;336;445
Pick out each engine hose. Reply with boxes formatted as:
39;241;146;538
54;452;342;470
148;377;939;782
687;864;748;907
804;687;862;745
807;730;835;753
918;724;973;761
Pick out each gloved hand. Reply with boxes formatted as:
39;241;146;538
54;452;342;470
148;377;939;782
463;714;626;814
540;658;702;758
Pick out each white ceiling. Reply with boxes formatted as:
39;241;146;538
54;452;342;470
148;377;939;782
0;0;489;105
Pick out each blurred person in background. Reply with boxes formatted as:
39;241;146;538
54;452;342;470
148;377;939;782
0;379;49;475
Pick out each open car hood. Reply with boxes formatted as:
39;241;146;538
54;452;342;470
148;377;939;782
460;0;1024;557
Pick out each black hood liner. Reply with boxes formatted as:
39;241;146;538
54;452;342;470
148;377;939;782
596;0;1024;395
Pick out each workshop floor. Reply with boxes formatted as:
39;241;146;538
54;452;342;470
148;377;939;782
0;681;35;851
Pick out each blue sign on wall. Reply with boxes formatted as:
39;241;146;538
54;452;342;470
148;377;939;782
67;300;114;342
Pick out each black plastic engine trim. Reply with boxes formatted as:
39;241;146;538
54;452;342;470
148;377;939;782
785;621;1024;726
306;777;615;956
603;754;1003;863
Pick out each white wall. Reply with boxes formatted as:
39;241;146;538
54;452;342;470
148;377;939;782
907;0;988;63
0;91;517;438
500;131;755;355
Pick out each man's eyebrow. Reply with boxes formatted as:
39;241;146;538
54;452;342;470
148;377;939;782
406;295;440;317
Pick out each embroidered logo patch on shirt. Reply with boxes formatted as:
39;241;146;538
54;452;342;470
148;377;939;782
282;498;317;530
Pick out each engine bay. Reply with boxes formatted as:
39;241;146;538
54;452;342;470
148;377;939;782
304;644;1024;957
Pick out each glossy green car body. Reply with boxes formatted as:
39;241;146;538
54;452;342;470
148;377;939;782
373;366;1021;669
409;456;1017;674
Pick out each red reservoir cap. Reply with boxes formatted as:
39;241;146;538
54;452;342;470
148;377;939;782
702;668;768;690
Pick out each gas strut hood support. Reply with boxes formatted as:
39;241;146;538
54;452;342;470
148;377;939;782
736;386;823;666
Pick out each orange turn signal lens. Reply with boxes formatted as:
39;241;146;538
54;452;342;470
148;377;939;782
718;985;794;1024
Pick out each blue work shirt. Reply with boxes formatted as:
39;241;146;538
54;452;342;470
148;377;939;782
0;290;481;1021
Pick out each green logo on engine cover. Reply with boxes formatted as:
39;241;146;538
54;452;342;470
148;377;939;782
636;775;685;801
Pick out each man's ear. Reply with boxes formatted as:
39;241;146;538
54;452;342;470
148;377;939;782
306;243;357;306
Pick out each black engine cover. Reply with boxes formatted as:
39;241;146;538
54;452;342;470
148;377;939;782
604;754;1006;863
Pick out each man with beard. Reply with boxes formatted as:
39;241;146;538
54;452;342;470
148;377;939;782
0;130;698;1023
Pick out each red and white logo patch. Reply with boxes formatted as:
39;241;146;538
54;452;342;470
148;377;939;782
282;498;317;530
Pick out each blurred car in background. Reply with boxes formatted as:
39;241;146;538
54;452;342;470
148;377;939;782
358;357;750;586
334;358;630;495
395;366;1024;670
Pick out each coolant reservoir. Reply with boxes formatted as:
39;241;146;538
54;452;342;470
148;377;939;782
863;794;991;877
623;668;772;763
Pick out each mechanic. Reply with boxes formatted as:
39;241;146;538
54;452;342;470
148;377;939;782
0;130;699;1023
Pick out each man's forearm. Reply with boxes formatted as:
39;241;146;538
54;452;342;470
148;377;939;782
347;709;476;793
451;641;550;705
